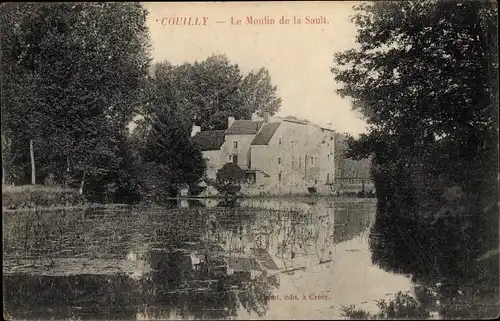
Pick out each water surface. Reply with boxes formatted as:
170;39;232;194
4;198;416;320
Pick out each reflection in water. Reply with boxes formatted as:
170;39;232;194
368;204;499;318
4;198;386;320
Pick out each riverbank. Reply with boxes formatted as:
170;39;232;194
185;194;376;202
2;187;377;212
2;185;86;210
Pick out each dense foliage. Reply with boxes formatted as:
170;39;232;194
1;3;150;196
1;3;283;202
134;63;207;200
1;3;211;203
215;163;247;196
333;0;498;317
152;55;282;130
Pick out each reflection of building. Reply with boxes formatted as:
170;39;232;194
226;257;262;279
190;252;205;270
225;248;280;280
191;113;336;196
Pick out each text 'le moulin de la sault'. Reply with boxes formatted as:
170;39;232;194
159;15;328;26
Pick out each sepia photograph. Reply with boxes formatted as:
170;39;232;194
1;1;499;320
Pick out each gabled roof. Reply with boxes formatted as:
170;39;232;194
226;120;263;135
282;118;309;125
251;122;281;145
191;130;226;151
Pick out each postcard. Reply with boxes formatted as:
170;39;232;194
2;1;498;320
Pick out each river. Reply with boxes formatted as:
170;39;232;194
2;197;494;319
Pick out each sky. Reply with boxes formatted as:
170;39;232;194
142;1;368;135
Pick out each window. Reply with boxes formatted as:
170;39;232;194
279;138;282;145
278;172;282;181
291;158;294;169
310;157;313;165
278;157;281;164
233;141;238;148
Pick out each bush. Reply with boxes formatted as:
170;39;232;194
216;163;246;196
340;292;431;319
2;185;85;210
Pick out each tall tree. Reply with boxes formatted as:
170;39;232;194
153;54;282;130
332;0;498;199
135;64;206;199
331;1;498;314
1;3;151;192
241;67;282;117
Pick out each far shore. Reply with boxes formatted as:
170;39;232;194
2;194;376;212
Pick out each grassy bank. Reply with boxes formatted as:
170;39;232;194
2;185;86;210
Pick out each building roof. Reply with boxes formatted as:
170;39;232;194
282;116;310;124
191;130;226;151
319;126;335;132
226;120;263;135
251;122;281;145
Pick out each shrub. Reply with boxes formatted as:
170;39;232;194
340;292;431;319
216;163;246;196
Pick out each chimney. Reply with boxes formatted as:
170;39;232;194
228;116;235;129
190;124;201;137
263;112;269;123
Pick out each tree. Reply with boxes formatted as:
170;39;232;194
1;3;151;195
135;63;207;200
240;67;282;117
216;163;247;196
332;1;498;198
331;0;498;312
152;54;282;130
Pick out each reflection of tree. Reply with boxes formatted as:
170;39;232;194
238;275;280;317
245;202;372;263
369;205;499;319
3;274;140;320
214;200;376;281
142;202;379;320
137;206;284;319
333;204;373;244
138;248;279;319
4;200;379;320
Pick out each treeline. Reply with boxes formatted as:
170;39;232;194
1;3;281;203
333;0;498;317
